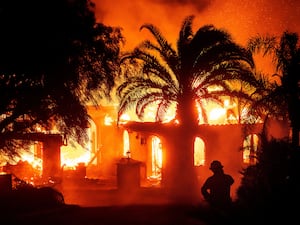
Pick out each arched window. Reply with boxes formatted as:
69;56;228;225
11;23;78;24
243;134;259;164
123;130;130;157
151;136;162;178
194;137;205;166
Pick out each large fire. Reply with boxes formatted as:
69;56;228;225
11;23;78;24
0;96;241;184
61;143;91;169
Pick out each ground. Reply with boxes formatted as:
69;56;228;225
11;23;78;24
5;176;294;225
3;177;264;225
2;177;218;225
13;204;210;225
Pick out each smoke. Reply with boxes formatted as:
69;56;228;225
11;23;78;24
93;0;216;50
151;0;212;12
94;0;300;50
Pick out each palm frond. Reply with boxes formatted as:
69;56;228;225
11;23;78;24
178;15;195;43
136;92;164;120
122;48;177;87
138;40;179;74
140;23;177;59
118;15;261;125
247;35;277;56
188;25;231;56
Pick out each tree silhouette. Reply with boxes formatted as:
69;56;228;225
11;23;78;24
232;31;300;224
247;31;300;148
235;135;298;224
0;0;123;154
117;15;260;203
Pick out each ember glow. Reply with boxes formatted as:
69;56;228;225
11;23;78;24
2;95;243;179
0;0;296;191
95;0;300;50
23;0;297;174
96;0;300;77
61;143;91;169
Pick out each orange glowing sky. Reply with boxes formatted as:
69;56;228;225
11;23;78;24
95;0;300;51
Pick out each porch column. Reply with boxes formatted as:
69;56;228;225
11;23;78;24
42;134;63;179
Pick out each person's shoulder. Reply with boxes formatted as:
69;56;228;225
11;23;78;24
225;173;234;182
224;173;233;178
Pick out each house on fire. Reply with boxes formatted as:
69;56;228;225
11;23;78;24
1;103;289;197
83;104;289;194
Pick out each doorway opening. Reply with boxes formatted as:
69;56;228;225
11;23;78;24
151;136;162;179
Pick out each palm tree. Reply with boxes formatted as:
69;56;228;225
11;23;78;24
247;31;300;148
117;15;260;203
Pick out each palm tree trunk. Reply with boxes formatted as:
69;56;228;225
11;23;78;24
161;127;201;204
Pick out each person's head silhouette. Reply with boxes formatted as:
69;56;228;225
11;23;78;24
209;160;223;172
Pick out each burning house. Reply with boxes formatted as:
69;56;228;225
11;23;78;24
0;102;289;198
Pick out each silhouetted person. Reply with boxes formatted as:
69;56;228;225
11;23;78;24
201;160;234;209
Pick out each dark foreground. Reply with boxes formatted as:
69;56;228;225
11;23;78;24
2;181;210;225
10;204;213;225
1;178;296;225
0;178;225;225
